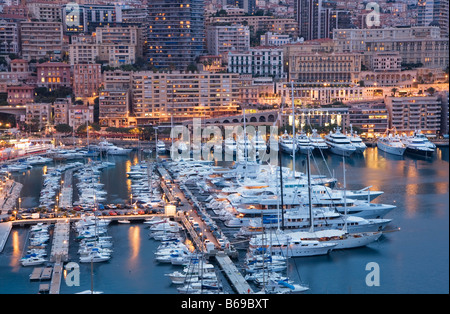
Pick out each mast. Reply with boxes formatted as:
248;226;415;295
278;143;285;230
291;81;296;179
342;156;348;233
307;149;313;233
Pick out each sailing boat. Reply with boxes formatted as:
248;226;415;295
248;145;337;258
283;154;382;250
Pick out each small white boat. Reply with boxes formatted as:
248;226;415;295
21;256;47;266
118;219;131;224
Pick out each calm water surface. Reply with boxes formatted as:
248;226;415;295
0;147;448;294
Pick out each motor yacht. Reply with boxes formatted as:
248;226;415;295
377;133;406;156
279;131;297;154
324;128;356;156
295;131;314;154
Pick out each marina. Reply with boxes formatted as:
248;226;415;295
0;143;448;294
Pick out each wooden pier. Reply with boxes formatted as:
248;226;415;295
49;257;63;294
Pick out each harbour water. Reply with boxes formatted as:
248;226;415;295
0;147;448;294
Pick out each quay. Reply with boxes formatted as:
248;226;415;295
58;168;79;209
0;221;12;252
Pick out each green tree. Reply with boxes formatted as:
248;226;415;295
55;124;73;133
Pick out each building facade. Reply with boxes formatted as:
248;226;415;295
20;21;64;61
385;95;442;135
147;0;205;71
131;71;240;124
72;63;102;99
206;24;250;60
36;62;71;90
228;47;285;79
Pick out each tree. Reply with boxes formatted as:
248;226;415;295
425;87;436;96
55;124;73;133
391;88;398;97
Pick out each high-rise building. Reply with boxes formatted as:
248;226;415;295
147;0;205;71
417;0;449;38
295;0;322;40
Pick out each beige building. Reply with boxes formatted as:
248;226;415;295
53;98;71;126
20;21;64;61
385;96;442;135
69;34;99;65
333;26;449;69
68;105;94;131
289;52;362;84
27;1;63;22
95;25;142;66
26;103;52;130
206;24;250;60
131;71;240;124
99;90;131;128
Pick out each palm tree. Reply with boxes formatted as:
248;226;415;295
391;88;398;97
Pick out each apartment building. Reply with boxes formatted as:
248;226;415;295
68;105;94;131
7;85;34;105
206;24;250;60
72;63;102;99
36;62;71;90
20;21;64;61
131;71;240;124
53;98;71;126
0;19;19;56
347;102;389;138
69;34;99;65
385;96;442;135
25;103;52;130
95;25;143;66
228;47;285;79
99;90;131;128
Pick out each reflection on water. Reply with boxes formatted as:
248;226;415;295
9;230;21;272
128;225;141;266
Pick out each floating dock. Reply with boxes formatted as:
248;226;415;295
50;221;70;262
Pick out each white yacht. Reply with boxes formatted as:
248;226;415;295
249;230;337;257
377;134;406;156
26;155;52;165
156;140;166;153
411;130;436;150
324;128;356;156
21;256;47;266
295;131;314;154
279;131;297;154
308;129;328;152
107;146;132;155
348;126;366;154
401;133;435;157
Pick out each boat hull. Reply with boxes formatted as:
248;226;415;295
377;142;406;156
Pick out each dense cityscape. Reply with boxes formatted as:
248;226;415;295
0;0;448;297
